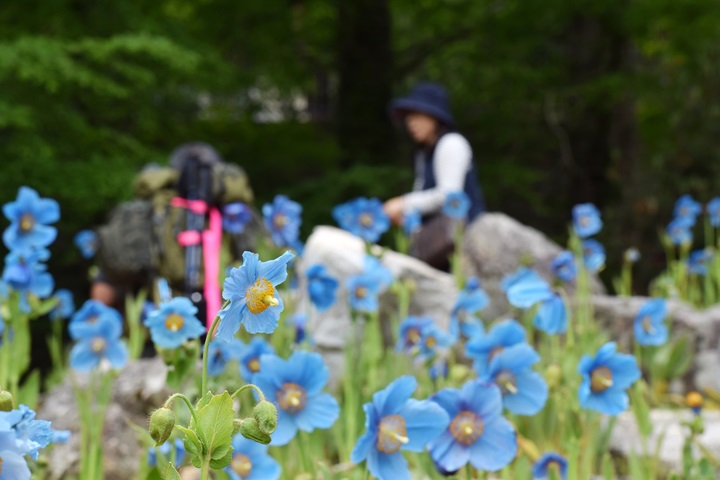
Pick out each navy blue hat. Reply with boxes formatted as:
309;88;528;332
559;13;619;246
390;82;455;126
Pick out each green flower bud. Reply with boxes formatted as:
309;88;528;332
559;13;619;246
252;400;277;435
239;417;271;445
149;407;175;446
0;390;14;412
449;364;471;383
545;364;562;388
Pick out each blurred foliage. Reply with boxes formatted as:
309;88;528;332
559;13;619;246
2;0;720;293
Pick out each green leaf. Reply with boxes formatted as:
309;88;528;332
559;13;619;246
629;382;652;438
195;392;234;466
209;447;233;470
211;441;232;461
160;462;181;480
175;425;203;457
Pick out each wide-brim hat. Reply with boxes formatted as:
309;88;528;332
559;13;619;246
390;82;455;127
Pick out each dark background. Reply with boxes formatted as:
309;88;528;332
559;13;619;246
2;0;720;297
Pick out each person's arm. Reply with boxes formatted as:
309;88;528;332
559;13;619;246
402;133;471;215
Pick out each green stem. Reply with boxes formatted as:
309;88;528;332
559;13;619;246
201;299;231;396
165;393;202;427
230;384;266;401
200;458;211;480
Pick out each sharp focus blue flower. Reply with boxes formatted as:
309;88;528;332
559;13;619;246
206;338;244;376
148;438;186;467
217;250;294;340
239;337;275;380
143;297;205;349
332;197;390;243
402;210;421;236
572;203;602;238
534;294;568;335
505;269;553;309
253;351;339;446
688;249;714;276
396;316;434;353
351;376;450;480
674;194;702;222
69;315;128;372
666;217;694;246
306;264;338;312
2;186;60;251
2;248;54;312
482;344;548;415
578;342;640;415
466;320;526;375
416;323;454;361
222;202;252;234
0;404;55;460
429;380;517;472
73;230;98;259
707;197;720;228
634;298;668;346
443;191;470;220
262;195;302;248
533;452;568;479
49;289;75;321
582;239;606;273
0;426;31;480
68;299;123;341
224;433;281;480
551;251;576;283
450;278;489;339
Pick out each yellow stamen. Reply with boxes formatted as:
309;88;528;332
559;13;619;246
450;411;484;445
359;213;373;227
247;358;260;373
355;286;367;299
164;313;185;332
277;382;307;414
590;366;614;393
19;213;35;232
91;337;106;353
245;278;276;314
504;382;518;394
262;295;278;307
377;414;409;453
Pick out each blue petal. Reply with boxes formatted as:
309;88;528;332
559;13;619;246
351;415;377;463
367;450;410;480
429;430;471;472
371;376;417;417
215;302;246;341
258;251;294;286
502;371;548;416
581;388;629;416
460;381;504;422
506;275;553;308
69;342;99;372
397;399;449;452
282;351;330;395
294;392;339;431
242;296;283;334
468;416;517;471
269;410;299;446
105;341;128;369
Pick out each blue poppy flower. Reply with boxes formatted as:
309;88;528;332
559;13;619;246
416;323;454;361
429;358;448;381
332;197;390;243
206;338;244;376
68;299;124;341
143;297;205;349
216;250;294;340
428;380;517;472
289;313;308;345
634;298;668;346
482;343;548;415
69;316;128;372
2;248;54;312
533;294;567;335
443;191;470;220
707;197;720;228
224;433;281;480
351;376;450;480
73;230;97;259
222;202;252;234
239;337;275;380
688;249;713;276
533;452;568;479
551;251;576;282
466;320;526;375
0;317;4;336
674;194;702;222
148;438;185;467
2;186;60;251
402;210;421;236
572;203;602;238
49;289;75;321
500;267;535;292
396;316;434;353
306;264;338;312
624;247;640;263
346;257;392;314
450;278;489;339
578;342;640;415
0;423;32;480
252;352;339;446
0;404;55;460
263;195;302;248
666;217;694;246
505;269;553;309
582;239;606;273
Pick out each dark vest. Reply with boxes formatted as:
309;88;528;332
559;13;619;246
421;133;485;222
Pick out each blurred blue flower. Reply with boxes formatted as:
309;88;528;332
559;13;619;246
505;269;552;309
533;452;568;479
707;197;720;228
624;247;641;263
501;267;535;292
2;186;60;251
666;217;694;246
572;203;602;238
222;202;252;234
429;380;517;472
443;191;470;220
69;315;128;372
466;320;526;375
306;264;338;312
450;277;489;339
346;256;393;313
351;376;449;480
2;248;54;312
224;433;281;480
688;249;714;276
73;230;98;259
634;298;668;346
68;299;123;341
534;294;568;335
253;351;339;446
148;438;185;467
674;194;702;222
239;337;275;380
429;358;448;381
332;197;390;243
49;289;75;321
396;316;434;353
402;210;421;236
482;343;548;415
582;239;606;272
143;297;205;349
417;323;454;361
217;250;294;340
262;195;302;248
551;251;576;283
206;338;244;376
578;342;640;415
289;312;308;345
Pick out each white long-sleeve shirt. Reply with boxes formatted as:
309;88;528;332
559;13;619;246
402;132;472;215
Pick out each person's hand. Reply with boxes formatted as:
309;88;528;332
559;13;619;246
383;197;405;226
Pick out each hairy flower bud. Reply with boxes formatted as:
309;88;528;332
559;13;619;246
239;417;271;445
0;390;14;412
252;400;278;435
149;407;175;446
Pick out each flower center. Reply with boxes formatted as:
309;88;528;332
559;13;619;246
245;278;278;314
247;357;260;373
164;313;185;332
495;370;518;395
579;215;590;227
641;315;654;334
377;414;408;454
405;327;421;346
273;214;287;228
359;213;373;227
355;286;368;299
231;453;252;478
0;456;3;474
91;337;106;353
590;366;613;393
450;411;484;445
425;335;437;349
19;212;35;232
277;382;307;414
